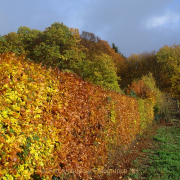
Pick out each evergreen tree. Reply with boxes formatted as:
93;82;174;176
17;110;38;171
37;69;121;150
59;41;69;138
111;42;126;58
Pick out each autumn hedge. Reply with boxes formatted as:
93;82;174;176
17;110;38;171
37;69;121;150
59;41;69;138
0;52;156;180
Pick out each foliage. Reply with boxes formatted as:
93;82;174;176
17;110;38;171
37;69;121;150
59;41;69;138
0;52;156;179
156;44;180;100
127;126;180;180
141;72;162;105
2;22;178;179
127;72;164;105
0;32;26;56
126;72;165;128
22;22;75;69
157;93;178;122
62;28;87;74
119;51;166;92
83;53;121;92
0;52;62;179
0;23;123;93
0;23;86;73
111;42;126;58
112;43;119;53
126;79;150;99
136;98;154;133
80;31;125;87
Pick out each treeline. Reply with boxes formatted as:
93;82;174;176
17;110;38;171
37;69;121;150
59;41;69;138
0;22;125;93
0;22;180;100
119;45;180;100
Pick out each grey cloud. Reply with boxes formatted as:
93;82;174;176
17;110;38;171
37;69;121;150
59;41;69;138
79;0;180;56
0;0;180;57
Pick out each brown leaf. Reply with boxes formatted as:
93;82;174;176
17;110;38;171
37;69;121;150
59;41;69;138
4;78;11;84
20;108;26;112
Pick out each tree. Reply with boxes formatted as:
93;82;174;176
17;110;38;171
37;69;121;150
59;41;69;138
80;32;125;87
111;43;126;58
0;24;123;92
0;32;25;56
61;28;87;74
118;51;167;92
31;22;71;68
156;44;180;99
15;22;86;71
112;43;119;53
80;31;101;62
84;53;121;92
17;26;43;58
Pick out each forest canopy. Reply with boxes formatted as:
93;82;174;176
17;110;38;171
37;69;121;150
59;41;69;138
0;22;179;99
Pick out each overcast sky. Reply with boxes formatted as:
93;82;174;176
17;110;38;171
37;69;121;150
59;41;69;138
1;0;180;57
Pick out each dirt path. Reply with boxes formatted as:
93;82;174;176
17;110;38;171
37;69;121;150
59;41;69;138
90;120;179;180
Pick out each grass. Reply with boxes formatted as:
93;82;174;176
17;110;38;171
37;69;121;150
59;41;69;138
125;124;180;180
89;120;180;180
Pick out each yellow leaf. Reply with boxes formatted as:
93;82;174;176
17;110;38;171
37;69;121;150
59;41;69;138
29;167;34;173
34;153;39;160
20;101;26;106
11;105;20;111
1;169;7;175
5;162;9;166
6;135;15;143
36;108;42;114
39;161;44;166
13;173;21;178
34;114;41;119
2;110;8;118
29;147;36;154
22;169;29;176
5;99;12;104
5;174;13;180
19;164;24;172
3;84;9;88
38;124;42;128
0;143;3;148
10;117;17;124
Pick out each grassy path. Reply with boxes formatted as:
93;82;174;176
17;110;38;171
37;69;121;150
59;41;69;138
95;121;180;180
126;124;180;180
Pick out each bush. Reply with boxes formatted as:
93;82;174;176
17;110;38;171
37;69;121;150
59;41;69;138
157;93;178;122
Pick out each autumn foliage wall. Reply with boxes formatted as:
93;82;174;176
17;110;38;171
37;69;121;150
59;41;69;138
0;52;155;180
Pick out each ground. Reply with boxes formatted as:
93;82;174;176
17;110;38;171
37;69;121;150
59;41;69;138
90;119;180;180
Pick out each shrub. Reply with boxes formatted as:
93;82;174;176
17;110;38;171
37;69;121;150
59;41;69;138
157;93;178;122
